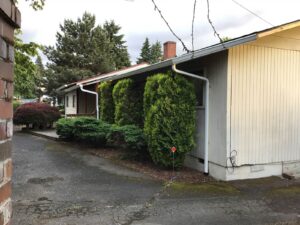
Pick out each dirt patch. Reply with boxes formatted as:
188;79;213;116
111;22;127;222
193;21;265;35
88;148;213;184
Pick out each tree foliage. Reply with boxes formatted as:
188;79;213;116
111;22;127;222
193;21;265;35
137;38;162;64
14;0;45;10
14;31;41;98
112;79;143;127
44;12;130;96
144;73;196;168
98;81;115;124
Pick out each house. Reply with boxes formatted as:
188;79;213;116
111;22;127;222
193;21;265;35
57;63;149;117
59;20;300;181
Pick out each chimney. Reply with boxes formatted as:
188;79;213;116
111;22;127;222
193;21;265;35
163;41;176;60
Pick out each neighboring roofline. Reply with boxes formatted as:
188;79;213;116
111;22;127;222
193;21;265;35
77;62;149;85
57;63;149;93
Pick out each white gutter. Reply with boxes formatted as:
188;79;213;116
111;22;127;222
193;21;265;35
78;84;99;120
172;64;210;174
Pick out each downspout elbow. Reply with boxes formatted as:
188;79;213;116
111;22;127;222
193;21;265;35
172;64;209;174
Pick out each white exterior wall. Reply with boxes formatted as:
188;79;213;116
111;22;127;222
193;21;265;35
65;91;77;115
185;52;228;173
227;32;300;175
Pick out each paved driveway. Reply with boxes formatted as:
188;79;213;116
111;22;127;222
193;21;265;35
12;132;300;225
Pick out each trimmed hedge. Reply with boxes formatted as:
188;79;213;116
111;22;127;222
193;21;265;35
144;73;196;168
98;81;115;124
14;103;61;129
112;78;143;127
56;117;110;146
56;117;145;156
107;124;148;159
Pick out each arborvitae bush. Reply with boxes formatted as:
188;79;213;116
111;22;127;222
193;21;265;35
98;81;115;124
112;78;143;127
144;73;196;168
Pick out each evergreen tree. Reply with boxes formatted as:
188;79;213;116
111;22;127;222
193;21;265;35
137;38;162;64
35;55;47;100
149;41;162;64
44;12;130;96
103;21;130;69
136;38;151;64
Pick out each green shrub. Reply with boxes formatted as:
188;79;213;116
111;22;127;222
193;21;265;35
107;124;148;159
144;73;196;168
98;81;115;124
72;117;111;146
112;78;143;127
56;117;111;146
56;118;76;139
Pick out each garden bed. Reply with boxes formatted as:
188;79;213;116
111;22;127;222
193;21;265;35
88;148;214;184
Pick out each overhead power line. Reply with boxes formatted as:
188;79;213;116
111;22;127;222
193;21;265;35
191;0;197;52
150;0;191;53
206;0;225;48
231;0;274;26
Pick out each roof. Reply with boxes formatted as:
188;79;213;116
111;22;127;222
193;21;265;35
57;63;149;93
59;19;300;94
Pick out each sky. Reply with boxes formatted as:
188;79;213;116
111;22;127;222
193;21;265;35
18;0;300;64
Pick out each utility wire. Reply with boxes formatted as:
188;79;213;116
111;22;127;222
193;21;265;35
231;0;274;26
150;0;191;53
191;0;197;52
206;0;226;48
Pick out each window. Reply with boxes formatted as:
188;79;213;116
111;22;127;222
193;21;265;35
66;96;69;107
72;95;76;108
192;69;205;107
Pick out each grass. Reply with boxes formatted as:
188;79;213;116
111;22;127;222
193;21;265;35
268;185;300;197
169;182;240;194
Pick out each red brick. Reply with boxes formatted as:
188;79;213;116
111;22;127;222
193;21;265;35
15;7;21;28
0;141;11;162
0;101;12;119
0;80;5;98
0;0;12;19
0;181;11;205
4;160;11;181
163;41;176;60
0;122;6;140
0;62;13;82
5;82;12;101
0;18;14;43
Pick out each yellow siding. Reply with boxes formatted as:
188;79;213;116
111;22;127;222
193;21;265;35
228;44;300;165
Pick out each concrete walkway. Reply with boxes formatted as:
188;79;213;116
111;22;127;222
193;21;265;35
12;132;300;225
26;129;59;140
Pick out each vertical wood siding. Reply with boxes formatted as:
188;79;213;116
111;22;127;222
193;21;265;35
229;44;300;165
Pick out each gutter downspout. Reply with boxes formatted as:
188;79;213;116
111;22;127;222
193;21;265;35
78;84;99;120
172;64;210;174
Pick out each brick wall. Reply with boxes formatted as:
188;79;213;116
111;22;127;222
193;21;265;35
0;1;20;224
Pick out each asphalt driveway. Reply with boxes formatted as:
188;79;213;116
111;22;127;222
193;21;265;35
12;132;300;225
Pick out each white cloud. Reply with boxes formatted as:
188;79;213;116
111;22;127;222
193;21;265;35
18;0;300;63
